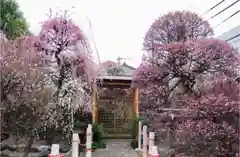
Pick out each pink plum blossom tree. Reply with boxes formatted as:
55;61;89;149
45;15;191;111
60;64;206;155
132;10;240;156
0;11;97;156
143;11;213;49
0;37;56;157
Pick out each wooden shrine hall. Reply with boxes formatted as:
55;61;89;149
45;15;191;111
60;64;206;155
91;61;139;138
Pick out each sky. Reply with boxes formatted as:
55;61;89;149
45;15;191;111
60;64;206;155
17;0;240;67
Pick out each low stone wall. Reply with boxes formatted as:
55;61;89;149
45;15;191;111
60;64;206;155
0;135;71;157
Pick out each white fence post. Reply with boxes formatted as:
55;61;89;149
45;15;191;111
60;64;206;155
150;146;159;157
49;144;60;156
88;124;93;143
143;125;148;157
72;133;80;157
148;132;155;156
86;125;92;157
138;121;142;150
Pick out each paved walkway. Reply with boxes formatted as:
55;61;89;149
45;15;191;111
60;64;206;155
2;139;139;157
80;139;139;157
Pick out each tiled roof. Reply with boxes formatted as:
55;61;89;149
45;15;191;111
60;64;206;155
99;60;117;68
98;60;135;79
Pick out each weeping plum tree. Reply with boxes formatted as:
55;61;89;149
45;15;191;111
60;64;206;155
37;12;96;89
0;11;97;156
132;11;240;156
34;12;97;140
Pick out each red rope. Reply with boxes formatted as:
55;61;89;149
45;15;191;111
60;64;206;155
48;154;64;157
86;148;92;152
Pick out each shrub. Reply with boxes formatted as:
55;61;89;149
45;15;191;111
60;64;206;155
92;140;106;151
131;118;139;139
130;139;138;149
92;123;103;143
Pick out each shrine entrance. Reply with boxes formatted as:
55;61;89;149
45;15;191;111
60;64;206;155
92;61;140;138
99;88;133;138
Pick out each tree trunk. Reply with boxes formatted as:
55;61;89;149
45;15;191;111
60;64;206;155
167;122;175;148
168;128;174;148
47;136;54;145
22;136;34;157
46;128;55;145
46;133;54;145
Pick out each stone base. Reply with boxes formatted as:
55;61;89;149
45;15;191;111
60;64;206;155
135;149;143;157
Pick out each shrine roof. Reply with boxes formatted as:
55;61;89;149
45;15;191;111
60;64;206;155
98;60;135;80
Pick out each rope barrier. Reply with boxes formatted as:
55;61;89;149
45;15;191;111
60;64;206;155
138;122;160;157
48;124;93;157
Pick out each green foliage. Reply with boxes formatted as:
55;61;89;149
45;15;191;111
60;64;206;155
74;117;87;130
130;139;138;149
79;123;106;152
141;117;150;126
131;117;150;139
131;118;139;139
79;141;106;152
0;0;30;39
91;123;106;151
92;140;106;150
92;123;103;143
74;112;92;130
130;118;147;150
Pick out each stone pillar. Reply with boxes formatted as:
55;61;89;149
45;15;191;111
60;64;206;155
92;90;98;124
132;88;140;118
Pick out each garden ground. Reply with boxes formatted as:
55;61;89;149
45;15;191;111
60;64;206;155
80;139;138;157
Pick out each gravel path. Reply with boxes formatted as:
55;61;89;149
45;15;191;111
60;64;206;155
80;139;139;157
